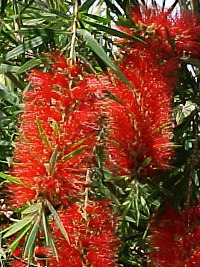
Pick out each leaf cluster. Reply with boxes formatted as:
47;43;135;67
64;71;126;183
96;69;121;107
0;0;200;266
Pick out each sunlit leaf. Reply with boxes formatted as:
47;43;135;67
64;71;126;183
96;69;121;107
23;219;39;263
3;36;43;61
48;147;58;176
36;118;52;150
46;199;71;245
0;172;27;186
62;145;87;161
83;20;146;43
77;29;132;88
17;58;42;74
9;224;32;253
3;215;35;238
42;210;58;259
22;203;41;216
0;64;20;74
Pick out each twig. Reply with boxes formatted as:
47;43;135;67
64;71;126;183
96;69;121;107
69;0;79;65
83;169;90;221
170;0;179;11
13;0;23;43
13;256;38;267
186;113;199;210
162;0;166;11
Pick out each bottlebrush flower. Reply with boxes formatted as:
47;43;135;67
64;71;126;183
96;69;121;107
110;8;200;174
6;55;99;208
117;50;174;172
126;8;200;60
149;204;200;267
10;261;27;267
10;246;48;267
48;200;119;267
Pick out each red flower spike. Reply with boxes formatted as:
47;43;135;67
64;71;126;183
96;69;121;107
7;41;178;208
111;9;200;173
6;59;99;208
149;204;200;267
128;8;200;60
10;261;27;267
48;200;119;267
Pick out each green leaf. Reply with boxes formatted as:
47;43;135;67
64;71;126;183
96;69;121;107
42;211;51;247
116;17;137;28
23;219;39;263
0;172;27;186
3;36;44;61
82;14;110;24
122;202;132;217
42;210;58;259
125;216;136;223
23;18;45;26
104;90;124;104
22;203;41;216
3;215;35;238
46;200;71;245
0;83;18;104
0;64;20;74
62;145;87;161
83;20;146;43
1;29;18;46
78;29;132;88
140;157;152;168
0;0;8;15
104;175;130;182
181;57;200;68
36;118;52;150
140;196;146;207
9;224;32;253
104;0;122;15
71;137;88;148
49;147;58;176
79;0;96;11
17;58;42;74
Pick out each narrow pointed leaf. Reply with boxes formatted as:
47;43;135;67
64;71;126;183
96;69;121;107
49;147;58;176
77;29;132;88
83;14;110;24
23;18;45;26
181;57;200;68
9;224;32;253
3;36;43;61
83;20;146;43
22;203;41;216
71;138;88;148
17;58;42;74
104;90;124;104
0;172;27;186
62;145;87;161
0;64;20;74
42;211;58;259
46;200;71;245
3;215;35;238
0;83;18;104
79;0;96;11
36;118;52;150
23;220;39;263
140;157;152;168
104;0;122;15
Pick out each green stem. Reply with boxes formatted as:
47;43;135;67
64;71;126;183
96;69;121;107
69;0;79;64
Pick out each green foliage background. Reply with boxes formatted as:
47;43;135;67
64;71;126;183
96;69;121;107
0;0;199;266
